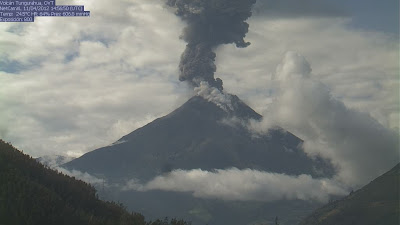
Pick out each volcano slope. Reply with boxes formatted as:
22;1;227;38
65;95;333;181
64;94;336;224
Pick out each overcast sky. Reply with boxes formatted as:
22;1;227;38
0;0;398;160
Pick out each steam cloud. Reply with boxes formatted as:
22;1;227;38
194;81;234;111
249;51;400;187
166;0;257;90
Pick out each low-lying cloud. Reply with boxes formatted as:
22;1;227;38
123;168;347;203
56;167;106;186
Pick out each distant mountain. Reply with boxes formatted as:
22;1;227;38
63;94;336;225
37;155;75;168
299;163;400;225
0;139;189;225
64;95;334;181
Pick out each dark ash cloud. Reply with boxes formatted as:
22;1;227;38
166;0;257;90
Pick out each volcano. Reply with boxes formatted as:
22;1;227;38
63;94;335;224
64;94;333;181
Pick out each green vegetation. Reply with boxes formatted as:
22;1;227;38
0;140;190;225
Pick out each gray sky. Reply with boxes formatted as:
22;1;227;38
330;0;399;35
253;0;399;35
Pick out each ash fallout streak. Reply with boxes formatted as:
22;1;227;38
166;0;257;90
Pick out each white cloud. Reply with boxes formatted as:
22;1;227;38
123;168;348;203
217;18;399;130
37;155;75;168
248;51;399;187
0;0;187;157
57;166;106;186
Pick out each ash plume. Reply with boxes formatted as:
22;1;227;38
167;0;257;90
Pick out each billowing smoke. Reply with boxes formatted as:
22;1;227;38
166;0;257;90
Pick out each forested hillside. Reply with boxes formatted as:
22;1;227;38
0;139;189;225
299;163;399;225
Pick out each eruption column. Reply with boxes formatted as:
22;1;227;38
167;0;257;90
